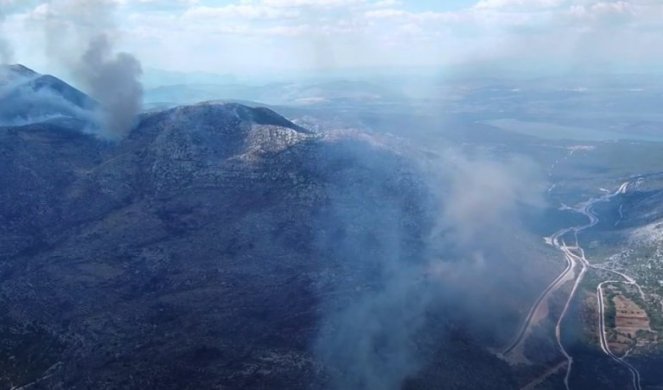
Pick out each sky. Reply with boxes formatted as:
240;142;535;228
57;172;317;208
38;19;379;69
1;0;663;76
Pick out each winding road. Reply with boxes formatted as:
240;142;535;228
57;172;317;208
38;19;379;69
506;181;644;390
597;281;642;390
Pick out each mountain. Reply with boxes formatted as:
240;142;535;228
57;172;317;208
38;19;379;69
0;64;38;82
0;87;441;388
0;64;96;127
0;68;551;389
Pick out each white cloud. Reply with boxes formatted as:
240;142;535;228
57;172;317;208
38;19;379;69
183;4;300;20
474;0;564;10
260;0;364;7
2;0;663;74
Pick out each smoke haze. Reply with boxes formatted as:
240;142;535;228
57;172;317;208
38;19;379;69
312;138;546;389
434;152;545;246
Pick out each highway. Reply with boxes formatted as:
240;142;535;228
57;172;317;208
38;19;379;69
597;281;642;390
554;240;587;390
502;227;574;355
556;181;642;390
506;181;643;390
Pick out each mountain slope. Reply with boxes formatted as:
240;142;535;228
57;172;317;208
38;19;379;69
0;97;447;389
0;69;551;389
0;65;96;126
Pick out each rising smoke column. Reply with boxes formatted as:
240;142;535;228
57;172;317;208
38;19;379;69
43;0;143;139
77;34;143;139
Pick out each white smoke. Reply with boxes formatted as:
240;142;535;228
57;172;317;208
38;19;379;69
312;140;546;389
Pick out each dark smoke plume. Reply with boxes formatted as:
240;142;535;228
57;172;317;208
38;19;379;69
77;34;142;139
42;0;143;139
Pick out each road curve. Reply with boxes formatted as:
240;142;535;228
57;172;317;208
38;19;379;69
555;242;587;390
554;181;642;390
506;181;642;389
597;281;642;390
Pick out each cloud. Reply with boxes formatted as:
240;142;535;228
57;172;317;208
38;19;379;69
3;0;663;74
474;0;564;10
569;1;636;23
182;4;300;20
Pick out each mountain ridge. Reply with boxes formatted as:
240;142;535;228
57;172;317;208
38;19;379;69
0;90;435;388
0;64;97;127
0;65;536;390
